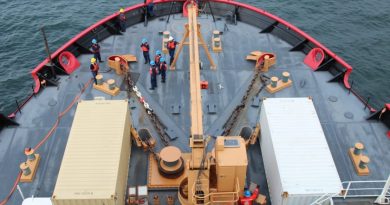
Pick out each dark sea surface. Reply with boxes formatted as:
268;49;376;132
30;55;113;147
0;0;389;114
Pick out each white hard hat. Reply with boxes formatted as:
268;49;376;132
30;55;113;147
168;36;174;41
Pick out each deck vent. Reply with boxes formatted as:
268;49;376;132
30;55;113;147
207;103;217;114
328;96;338;102
171;104;181;114
224;139;240;148
193;135;204;142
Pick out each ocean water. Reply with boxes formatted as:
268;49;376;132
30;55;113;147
0;0;389;114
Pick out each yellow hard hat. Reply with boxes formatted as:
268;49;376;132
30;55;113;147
119;8;124;13
91;58;96;64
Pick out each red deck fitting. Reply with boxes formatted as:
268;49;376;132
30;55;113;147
201;81;208;89
304;48;325;70
58;51;80;74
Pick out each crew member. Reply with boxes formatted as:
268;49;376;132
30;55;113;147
149;61;158;90
140;38;151;64
154;50;162;71
119;8;126;32
239;188;259;205
145;0;155;17
167;36;179;65
90;58;99;85
159;57;167;83
91;39;103;63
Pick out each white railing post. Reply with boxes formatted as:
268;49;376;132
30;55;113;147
375;175;390;204
344;181;352;199
17;185;25;200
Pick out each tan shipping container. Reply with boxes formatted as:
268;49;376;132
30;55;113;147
52;100;131;205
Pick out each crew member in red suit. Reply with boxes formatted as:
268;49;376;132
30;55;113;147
239;188;259;205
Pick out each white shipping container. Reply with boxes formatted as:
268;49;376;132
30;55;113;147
52;100;131;205
260;98;342;205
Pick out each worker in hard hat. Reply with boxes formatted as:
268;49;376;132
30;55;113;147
90;58;99;85
239;188;259;205
154;50;162;71
159;57;167;83
118;8;126;32
149;61;158;90
91;39;103;63
140;38;151;64
166;36;179;65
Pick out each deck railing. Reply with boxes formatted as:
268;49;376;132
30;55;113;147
309;176;390;204
340;178;390;199
2;0;385;120
190;178;240;205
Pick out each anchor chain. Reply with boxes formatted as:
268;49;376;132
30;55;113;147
124;72;170;148
221;70;268;136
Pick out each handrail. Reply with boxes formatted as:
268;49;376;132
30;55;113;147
30;0;185;94
210;0;378;112
309;178;390;204
211;0;352;88
310;193;338;205
7;0;184;118
6;0;381;123
339;179;390;199
191;178;240;205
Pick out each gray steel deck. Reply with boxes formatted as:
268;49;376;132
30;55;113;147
0;12;389;205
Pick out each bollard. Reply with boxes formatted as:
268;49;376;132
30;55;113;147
153;194;160;205
24;148;36;161
214;38;221;48
282;72;290;83
359;156;370;169
114;57;121;71
163;31;170;39
263;55;270;70
353;142;364;155
213;30;220;39
96;74;104;85
167;195;174;205
107;79;116;90
20;162;31;176
270;77;278;88
149;137;157;148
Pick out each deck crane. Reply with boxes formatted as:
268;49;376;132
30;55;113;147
177;2;248;204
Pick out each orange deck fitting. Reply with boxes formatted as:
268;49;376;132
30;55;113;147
256;194;267;205
20;154;41;183
148;153;191;189
250;51;263;56
266;79;292;94
93;83;120;96
117;54;137;62
348;148;370;176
